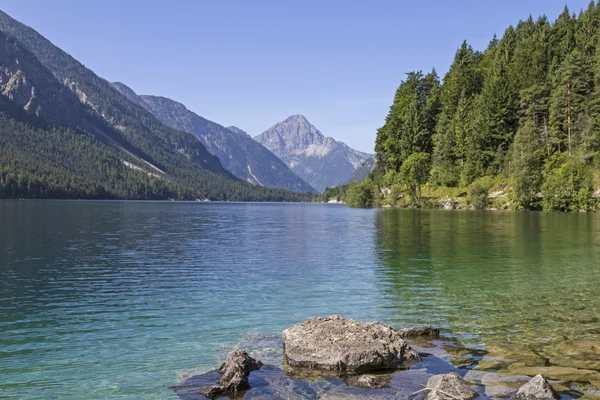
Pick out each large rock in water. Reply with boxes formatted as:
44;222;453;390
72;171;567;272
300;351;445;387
515;374;560;400
426;373;477;400
282;316;420;373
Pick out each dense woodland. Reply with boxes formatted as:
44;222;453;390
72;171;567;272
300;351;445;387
347;4;600;210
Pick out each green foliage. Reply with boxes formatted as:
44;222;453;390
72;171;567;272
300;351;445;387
549;51;591;156
398;153;431;207
467;184;489;210
467;177;494;210
541;156;595;211
375;71;440;172
320;185;349;202
510;121;544;209
345;179;379;208
373;3;600;211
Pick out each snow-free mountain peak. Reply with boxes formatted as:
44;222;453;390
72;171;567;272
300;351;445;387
254;115;372;192
111;82;316;193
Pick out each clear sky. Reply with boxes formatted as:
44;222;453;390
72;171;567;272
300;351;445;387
0;0;592;153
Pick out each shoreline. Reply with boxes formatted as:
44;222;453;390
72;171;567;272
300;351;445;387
324;196;600;212
172;318;600;399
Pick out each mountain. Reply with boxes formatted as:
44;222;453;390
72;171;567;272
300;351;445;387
111;83;316;193
226;126;250;137
347;156;376;183
254;115;372;192
0;10;313;201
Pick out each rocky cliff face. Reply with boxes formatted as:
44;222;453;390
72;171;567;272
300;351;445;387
0;31;86;126
347;156;376;183
254;115;371;192
111;83;316;193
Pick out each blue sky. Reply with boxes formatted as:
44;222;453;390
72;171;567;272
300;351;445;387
0;0;592;152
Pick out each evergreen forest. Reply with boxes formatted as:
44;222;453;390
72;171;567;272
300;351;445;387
345;4;600;211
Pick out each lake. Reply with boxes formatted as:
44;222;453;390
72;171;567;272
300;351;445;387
1;201;599;399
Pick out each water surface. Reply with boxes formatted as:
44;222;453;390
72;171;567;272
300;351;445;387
1;201;599;399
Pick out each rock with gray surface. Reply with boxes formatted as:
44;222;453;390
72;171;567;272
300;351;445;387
347;156;377;183
515;374;560;400
254;115;372;192
282;316;420;373
198;350;262;398
425;373;477;400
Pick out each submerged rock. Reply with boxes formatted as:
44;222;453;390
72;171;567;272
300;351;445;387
425;373;477;400
541;339;600;370
515;374;560;400
507;364;600;383
282;316;420;373
463;369;529;398
171;365;424;400
198;350;262;398
343;374;391;389
397;326;440;339
320;386;401;400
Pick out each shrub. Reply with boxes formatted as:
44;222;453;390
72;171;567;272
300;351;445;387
467;183;489;210
467;176;495;210
346;179;378;208
542;157;594;211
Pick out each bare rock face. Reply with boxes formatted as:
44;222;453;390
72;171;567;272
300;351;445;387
254;115;372;192
515;374;560;400
282;316;420;373
397;326;440;339
426;373;477;400
199;350;262;398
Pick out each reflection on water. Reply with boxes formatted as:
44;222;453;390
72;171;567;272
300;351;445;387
374;210;600;349
1;201;599;399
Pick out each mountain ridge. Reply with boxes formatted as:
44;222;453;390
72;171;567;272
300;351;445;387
110;83;316;193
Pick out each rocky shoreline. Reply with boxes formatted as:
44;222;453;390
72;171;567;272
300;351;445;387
170;316;599;399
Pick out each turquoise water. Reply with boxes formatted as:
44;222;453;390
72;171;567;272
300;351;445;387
1;201;599;399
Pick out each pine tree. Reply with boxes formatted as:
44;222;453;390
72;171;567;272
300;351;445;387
549;51;592;157
375;71;440;172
